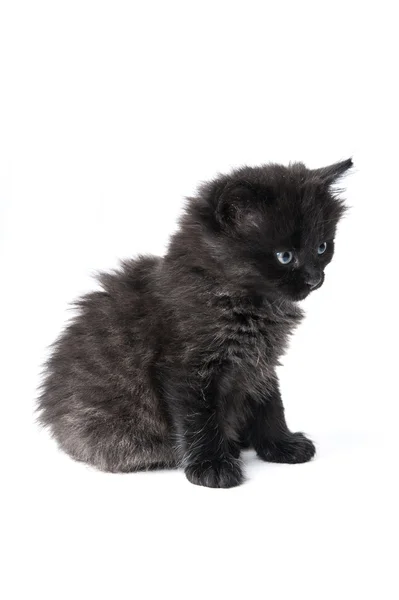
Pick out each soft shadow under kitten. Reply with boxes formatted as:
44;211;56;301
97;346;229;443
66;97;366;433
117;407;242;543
37;159;352;487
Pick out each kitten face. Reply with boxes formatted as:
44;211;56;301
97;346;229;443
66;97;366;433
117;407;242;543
196;159;352;301
254;233;332;302
242;186;341;302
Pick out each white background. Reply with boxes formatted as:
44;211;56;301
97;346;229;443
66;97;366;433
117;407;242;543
1;1;398;599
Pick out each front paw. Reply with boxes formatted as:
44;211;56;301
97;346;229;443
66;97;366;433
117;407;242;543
256;432;316;464
185;457;244;488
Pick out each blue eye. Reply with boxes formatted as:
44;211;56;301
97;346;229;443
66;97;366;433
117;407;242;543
318;242;327;255
276;250;294;265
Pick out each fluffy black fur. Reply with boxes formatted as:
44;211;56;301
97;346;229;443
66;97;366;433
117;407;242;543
37;159;352;487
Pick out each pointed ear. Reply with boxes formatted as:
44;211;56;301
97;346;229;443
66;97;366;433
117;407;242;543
215;181;257;227
311;158;353;185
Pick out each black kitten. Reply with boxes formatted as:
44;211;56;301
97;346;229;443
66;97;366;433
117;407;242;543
37;159;352;487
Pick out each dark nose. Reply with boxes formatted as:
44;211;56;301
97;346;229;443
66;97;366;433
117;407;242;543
305;272;322;289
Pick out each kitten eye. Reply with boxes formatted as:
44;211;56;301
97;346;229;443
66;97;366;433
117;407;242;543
276;250;294;265
317;242;327;255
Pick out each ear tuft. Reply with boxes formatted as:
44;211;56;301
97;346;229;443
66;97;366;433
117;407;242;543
311;158;353;185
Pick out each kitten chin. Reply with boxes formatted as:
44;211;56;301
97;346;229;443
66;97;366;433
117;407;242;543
280;272;325;302
37;159;352;487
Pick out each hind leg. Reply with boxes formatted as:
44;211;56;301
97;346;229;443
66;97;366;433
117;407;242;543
53;414;177;473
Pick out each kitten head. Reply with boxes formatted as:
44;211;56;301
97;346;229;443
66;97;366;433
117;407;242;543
192;159;352;301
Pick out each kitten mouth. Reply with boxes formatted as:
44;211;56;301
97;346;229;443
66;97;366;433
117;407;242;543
297;281;323;299
310;283;322;293
309;277;324;293
294;276;324;299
